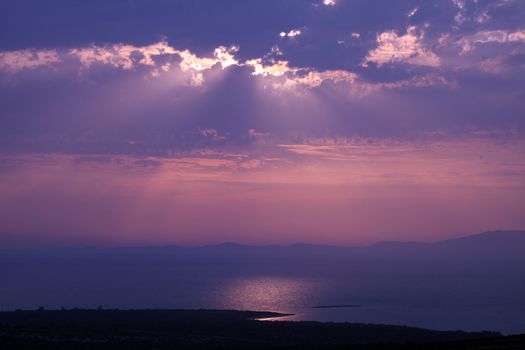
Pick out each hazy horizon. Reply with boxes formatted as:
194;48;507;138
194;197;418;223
1;229;524;249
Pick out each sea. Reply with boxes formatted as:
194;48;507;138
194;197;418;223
2;256;524;335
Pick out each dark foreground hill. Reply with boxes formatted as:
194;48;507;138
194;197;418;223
1;309;521;350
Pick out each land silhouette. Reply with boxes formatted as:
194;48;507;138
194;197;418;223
0;309;519;349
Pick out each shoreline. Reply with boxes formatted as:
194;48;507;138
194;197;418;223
1;309;518;349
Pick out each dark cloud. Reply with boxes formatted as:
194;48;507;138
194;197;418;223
0;0;524;156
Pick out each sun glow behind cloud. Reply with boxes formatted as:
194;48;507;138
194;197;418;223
0;40;451;95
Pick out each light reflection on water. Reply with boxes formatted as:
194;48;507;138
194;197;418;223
2;265;524;334
213;276;322;312
209;276;525;334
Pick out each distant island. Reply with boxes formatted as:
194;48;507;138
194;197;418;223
1;309;523;349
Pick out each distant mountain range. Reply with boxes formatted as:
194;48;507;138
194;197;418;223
2;230;524;252
207;230;525;249
363;230;525;257
197;230;525;260
1;230;524;264
373;230;525;247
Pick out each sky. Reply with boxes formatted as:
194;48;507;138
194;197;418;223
1;0;525;246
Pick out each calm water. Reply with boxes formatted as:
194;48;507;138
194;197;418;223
3;268;523;334
212;276;524;334
205;276;525;335
2;247;524;335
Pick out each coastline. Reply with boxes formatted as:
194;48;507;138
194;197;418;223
1;308;512;349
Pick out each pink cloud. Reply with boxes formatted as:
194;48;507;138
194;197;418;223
0;49;60;73
363;26;440;67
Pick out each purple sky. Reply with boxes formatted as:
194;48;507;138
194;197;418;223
1;0;525;246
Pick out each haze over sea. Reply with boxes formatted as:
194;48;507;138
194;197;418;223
2;231;524;335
